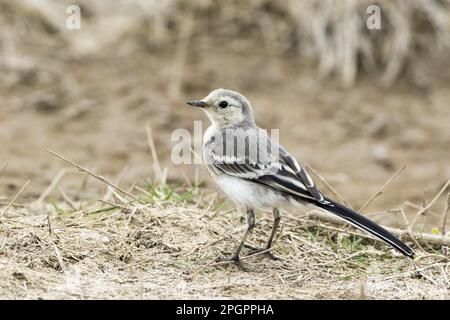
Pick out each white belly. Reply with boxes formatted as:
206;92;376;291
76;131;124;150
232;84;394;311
214;174;287;211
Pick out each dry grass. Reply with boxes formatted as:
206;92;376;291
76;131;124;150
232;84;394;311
0;169;449;299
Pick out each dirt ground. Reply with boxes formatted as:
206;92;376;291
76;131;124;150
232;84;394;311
0;1;449;299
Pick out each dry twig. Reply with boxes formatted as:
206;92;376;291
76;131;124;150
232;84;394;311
57;186;77;211
408;180;450;231
0;162;8;177
36;168;68;204
51;242;67;274
305;164;352;208
1;180;30;216
47;149;142;203
146;126;165;184
441;193;450;235
358;165;406;212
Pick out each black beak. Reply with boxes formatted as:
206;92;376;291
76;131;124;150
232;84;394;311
187;100;207;108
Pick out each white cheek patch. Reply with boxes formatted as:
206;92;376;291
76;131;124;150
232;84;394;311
205;107;243;127
222;107;244;123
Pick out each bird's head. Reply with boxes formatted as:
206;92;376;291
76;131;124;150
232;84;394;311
187;89;255;128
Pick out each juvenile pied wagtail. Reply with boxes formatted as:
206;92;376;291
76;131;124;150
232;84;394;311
187;89;414;268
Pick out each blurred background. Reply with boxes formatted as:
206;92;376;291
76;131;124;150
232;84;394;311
0;0;449;223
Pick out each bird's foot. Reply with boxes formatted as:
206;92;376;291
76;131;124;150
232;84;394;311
244;244;280;260
216;254;250;272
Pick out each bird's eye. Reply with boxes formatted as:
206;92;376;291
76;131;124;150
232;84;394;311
218;101;228;108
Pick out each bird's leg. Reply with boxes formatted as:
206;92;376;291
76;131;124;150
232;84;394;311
266;207;281;249
217;207;255;270
245;208;281;260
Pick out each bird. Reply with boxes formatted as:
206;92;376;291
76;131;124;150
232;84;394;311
187;88;414;269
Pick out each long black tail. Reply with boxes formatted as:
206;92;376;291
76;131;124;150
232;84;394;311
314;197;414;258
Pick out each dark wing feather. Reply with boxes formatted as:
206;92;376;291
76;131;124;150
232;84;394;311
278;149;327;203
209;153;317;202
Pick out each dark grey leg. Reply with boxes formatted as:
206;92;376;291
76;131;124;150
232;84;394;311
245;207;281;260
217;207;256;270
231;207;256;260
266;207;281;249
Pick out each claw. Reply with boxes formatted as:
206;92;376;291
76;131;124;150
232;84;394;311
244;244;280;261
216;254;251;271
